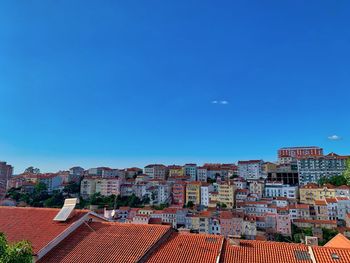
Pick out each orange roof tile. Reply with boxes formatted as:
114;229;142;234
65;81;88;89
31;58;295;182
324;233;350;249
0;206;88;254
312;246;350;263
147;232;224;263
221;240;311;263
38;222;171;263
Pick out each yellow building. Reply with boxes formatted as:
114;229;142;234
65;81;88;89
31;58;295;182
168;165;184;177
300;183;336;204
186;182;201;205
218;182;236;209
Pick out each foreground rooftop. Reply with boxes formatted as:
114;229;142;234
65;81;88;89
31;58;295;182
1;206;350;262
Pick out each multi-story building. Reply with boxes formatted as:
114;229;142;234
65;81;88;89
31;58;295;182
242;216;257;239
0;161;13;198
264;182;298;199
238;160;264;180
276;210;292;236
157;183;171;204
218;182;236;209
95;177;121;196
168;165;184;178
266;163;299;185
299;183;336;205
144;164;168;180
249;180;265;198
297;153;349;185
288;204;310;221
80;176;98;197
186;182;201;205
125;167;142;179
37;173;63;193
219;211;243;238
278;146;323;164
172;181;186;207
184;164;197;181
197;167;208;182
200;184;210;207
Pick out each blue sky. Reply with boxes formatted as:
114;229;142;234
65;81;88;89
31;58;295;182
0;1;349;173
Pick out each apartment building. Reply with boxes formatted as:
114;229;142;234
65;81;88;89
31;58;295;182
238;160;264;180
184;164;197;181
168;165;184;177
218;182;236;208
0;161;13;198
264;182;298;199
197;167;208;182
185;182;201;205
278;146;323;164
95;177;121;196
300;183;337;205
144;164;169;180
172;181;186;207
297;153;349;185
200;184;210;207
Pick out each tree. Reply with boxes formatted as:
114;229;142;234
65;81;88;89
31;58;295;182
186;201;194;208
318;175;347;187
24;166;40;174
343;158;350;186
0;233;33;263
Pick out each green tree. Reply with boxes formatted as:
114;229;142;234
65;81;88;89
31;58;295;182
318;175;347;187
0;233;33;263
343;158;350;186
63;182;80;195
186;201;194;208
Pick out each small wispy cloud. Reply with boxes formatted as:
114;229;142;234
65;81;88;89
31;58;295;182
211;100;229;105
328;135;342;141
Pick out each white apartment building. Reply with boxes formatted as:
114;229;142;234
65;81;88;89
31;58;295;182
200;185;209;207
197;167;208;182
238;160;264;180
184;164;197;181
264;182;298;199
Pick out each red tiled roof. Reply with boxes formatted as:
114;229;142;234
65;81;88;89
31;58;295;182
221;240;311;263
38;222;171;263
312;246;350;263
147;232;224;263
324;233;350;249
0;206;88;254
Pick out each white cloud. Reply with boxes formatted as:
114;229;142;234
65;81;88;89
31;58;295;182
328;135;342;141
211;100;228;105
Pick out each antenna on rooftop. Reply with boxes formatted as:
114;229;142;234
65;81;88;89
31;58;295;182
53;198;78;222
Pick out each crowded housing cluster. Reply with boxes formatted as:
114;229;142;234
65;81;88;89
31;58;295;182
1;146;350;244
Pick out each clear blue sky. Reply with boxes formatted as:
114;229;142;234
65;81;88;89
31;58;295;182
0;1;349;173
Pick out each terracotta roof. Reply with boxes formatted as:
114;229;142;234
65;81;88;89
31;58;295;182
147;232;224;263
312;246;350;263
221;240;311;263
289;204;309;209
38;222;171;263
0;206;88;254
314;200;327;206
324;233;350;249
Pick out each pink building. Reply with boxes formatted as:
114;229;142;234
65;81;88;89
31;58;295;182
276;207;292;236
219;211;243;238
172;181;186;207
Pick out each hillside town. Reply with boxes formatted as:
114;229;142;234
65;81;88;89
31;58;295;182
1;146;350;246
